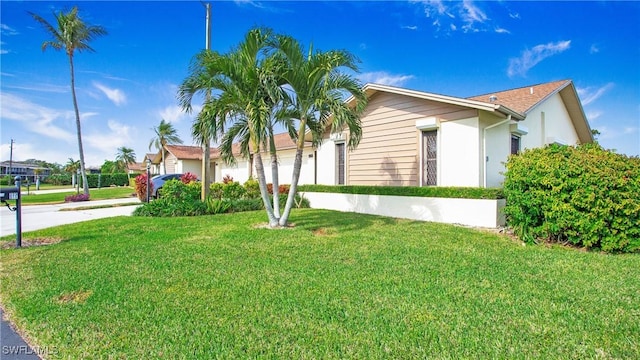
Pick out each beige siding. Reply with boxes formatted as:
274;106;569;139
164;154;177;174
347;92;476;186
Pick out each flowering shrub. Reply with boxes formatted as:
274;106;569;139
134;173;154;201
181;172;198;184
222;174;233;184
64;193;90;202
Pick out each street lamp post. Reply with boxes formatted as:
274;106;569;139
146;159;151;203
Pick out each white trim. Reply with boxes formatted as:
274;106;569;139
546;136;567;145
510;122;529;136
415;117;438;130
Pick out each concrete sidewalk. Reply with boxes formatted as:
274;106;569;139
0;197;141;237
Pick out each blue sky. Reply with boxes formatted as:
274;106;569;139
1;0;639;167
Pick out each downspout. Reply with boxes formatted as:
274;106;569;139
483;115;511;188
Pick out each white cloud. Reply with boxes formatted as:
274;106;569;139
415;0;499;33
589;44;600;54
84;120;133;156
507;40;571;77
586;110;603;121
159;104;197;124
0;24;18;35
93;82;127;106
495;27;510;34
358;71;414;87
576;83;614;106
402;25;418;30
0;92;75;142
461;0;488;32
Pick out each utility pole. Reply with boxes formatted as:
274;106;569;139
200;2;212;201
8;139;14;178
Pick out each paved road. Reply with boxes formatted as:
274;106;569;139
0;197;141;237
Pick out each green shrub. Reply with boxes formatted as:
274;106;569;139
0;176;11;186
206;198;232;214
210;183;224;200
46;174;72;186
503;143;640;253
134;180;205;217
298;184;503;199
223;181;246;200
243;177;260;199
228;198;264;213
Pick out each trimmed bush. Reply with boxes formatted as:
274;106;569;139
298;184;504;199
181;172;198;184
503;143;640;253
243;178;260;199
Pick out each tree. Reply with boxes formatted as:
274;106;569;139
149;119;183;174
179;28;289;227
115;146;136;177
64;158;81;186
30;6;107;196
273;35;368;226
100;160;118;174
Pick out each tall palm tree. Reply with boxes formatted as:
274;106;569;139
115;146;136;177
149;119;183;174
273;35;368;226
30;6;107;196
179;28;288;227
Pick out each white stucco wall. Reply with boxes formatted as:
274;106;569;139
482;114;511;188
178;160;202;177
301;192;506;228
521;93;580;150
262;148;315;185
439;117;481;187
315;138;337;185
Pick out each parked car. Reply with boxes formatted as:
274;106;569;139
150;173;184;198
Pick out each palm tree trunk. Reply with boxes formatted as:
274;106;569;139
162;147;167;174
279;120;307;226
201;140;210;201
269;133;281;219
254;151;279;227
69;54;89;196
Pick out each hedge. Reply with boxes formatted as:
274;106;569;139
503;143;639;253
297;184;504;199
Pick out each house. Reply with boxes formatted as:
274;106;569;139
1;161;52;183
154;80;591;189
311;79;592;188
156;133;315;185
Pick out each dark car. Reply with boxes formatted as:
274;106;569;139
150;173;184;198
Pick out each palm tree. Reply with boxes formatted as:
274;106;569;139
115;146;136;177
179;28;288;227
149;119;183;174
273;35;368;226
64;158;81;187
30;6;107;196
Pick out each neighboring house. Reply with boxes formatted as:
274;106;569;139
152;80;592;189
128;153;159;175
311;79;592;188
1;161;52;183
158;133;315;185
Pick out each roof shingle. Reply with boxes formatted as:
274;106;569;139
468;80;570;114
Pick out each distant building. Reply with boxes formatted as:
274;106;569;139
1;161;52;183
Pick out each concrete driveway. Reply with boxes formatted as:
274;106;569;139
0;197;141;237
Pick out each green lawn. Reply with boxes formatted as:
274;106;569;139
17;187;135;205
0;210;638;358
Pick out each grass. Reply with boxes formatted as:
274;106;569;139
0;209;638;359
17;187;135;205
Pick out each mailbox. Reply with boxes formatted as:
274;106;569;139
0;187;20;202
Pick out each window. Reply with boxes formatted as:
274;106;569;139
422;130;437;186
336;143;345;185
511;135;521;155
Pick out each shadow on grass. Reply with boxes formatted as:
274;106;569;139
291;208;401;234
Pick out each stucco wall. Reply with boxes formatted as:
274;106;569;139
301;191;506;228
316;138;337;185
439;117;481;187
521;93;580;150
